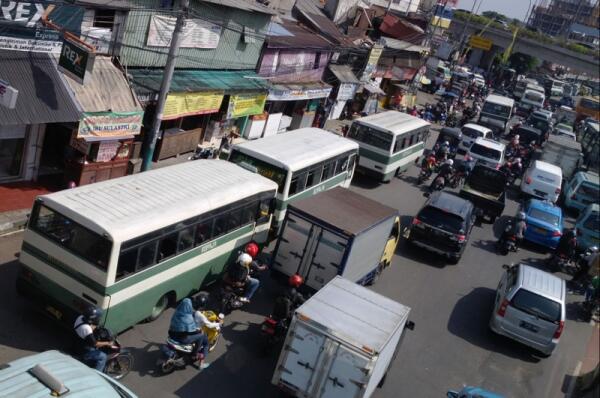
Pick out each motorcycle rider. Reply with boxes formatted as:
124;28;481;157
224;249;267;304
420;152;437;175
438;158;454;180
435;141;450;161
73;306;114;371
193;294;223;331
500;212;527;250
572;246;599;283
555;228;579;262
168;298;210;369
272;274;307;323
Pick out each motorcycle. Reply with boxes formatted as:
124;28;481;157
157;310;224;374
547;252;574;273
219;283;246;314
496;222;518;255
259;315;289;355
417;167;434;185
82;327;133;380
447;170;465;189
430;175;445;192
189;146;217;160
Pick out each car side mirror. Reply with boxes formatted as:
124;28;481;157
423;192;431;198
502;264;512;270
406;320;415;330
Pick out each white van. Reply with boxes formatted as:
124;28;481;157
519;89;545;113
478;94;515;135
460;124;492;151
467;137;505;169
520;160;563;203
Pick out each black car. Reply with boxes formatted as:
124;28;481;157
406;191;475;264
513;125;544;147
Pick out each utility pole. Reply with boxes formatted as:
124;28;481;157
141;0;189;172
455;0;481;67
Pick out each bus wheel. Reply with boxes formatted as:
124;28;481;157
147;293;170;322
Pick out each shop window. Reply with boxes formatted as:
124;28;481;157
116;249;137;280
138;241;157;270
93;9;115;29
178;227;195;253
195;219;213;245
158;232;178;261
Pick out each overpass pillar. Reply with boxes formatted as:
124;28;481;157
468;48;484;68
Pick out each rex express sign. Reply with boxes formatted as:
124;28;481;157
58;38;94;84
0;0;84;52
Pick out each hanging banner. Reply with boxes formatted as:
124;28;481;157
267;85;332;101
147;15;222;49
77;111;144;139
81;27;112;54
58;38;95;85
360;44;383;82
226;93;267;119
163;91;224;120
337;83;357;101
0;1;84;53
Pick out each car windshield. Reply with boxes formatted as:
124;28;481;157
470;143;501;160
511;289;561;323
529;208;560;227
524;92;543;102
482;102;511;118
556;124;573;132
462;127;484;138
580;98;600;110
417;205;465;234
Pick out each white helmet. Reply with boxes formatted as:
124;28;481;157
445;159;454;166
514;157;522;164
513;134;520;140
237;253;252;266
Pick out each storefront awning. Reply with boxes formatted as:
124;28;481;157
268;81;332;101
129;69;270;102
0;50;80;125
328;65;360;84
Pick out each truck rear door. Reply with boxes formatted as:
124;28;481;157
273;213;315;277
277;322;327;395
319;343;370;398
304;229;347;291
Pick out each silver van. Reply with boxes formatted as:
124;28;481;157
489;264;566;356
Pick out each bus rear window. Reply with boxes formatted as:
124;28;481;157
348;124;393;151
30;203;111;270
229;151;287;193
482;102;511;119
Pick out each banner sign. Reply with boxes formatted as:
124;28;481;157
147;15;221;49
469;35;493;51
81;27;112;54
267;86;332;101
95;140;121;162
337;83;357;101
0;79;18;109
163;91;223;120
58;38;94;85
0;1;84;52
77;111;144;139
360;44;383;82
226;93;266;119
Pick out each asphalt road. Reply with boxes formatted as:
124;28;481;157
0;126;595;398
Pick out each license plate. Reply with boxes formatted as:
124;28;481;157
46;305;63;320
519;321;539;333
534;190;547;197
534;227;548;235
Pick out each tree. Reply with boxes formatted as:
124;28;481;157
508;52;540;74
482;11;508;21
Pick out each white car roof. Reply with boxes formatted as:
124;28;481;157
519;264;565;301
485;94;514;107
473;137;505;150
531;160;563;175
463;123;492;134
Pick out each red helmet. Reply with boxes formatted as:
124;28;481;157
245;242;259;259
289;274;304;288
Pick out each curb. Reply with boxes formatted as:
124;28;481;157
0;212;28;237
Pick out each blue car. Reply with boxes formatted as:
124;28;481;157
522;199;564;249
447;386;505;398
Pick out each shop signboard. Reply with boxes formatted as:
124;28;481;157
163;91;224;120
360;44;383;82
226;92;267;119
69;131;90;154
95;140;121;162
267;86;332;101
81;27;112;54
77;111;144;139
337;83;357;101
0;79;18;109
147;15;221;49
0;1;84;53
58;38;95;85
469;35;493;51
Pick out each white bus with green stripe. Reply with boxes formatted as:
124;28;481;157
228;128;359;233
347;111;430;182
16;160;278;334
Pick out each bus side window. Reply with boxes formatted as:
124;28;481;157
322;161;335;180
116;249;137;280
213;214;230;238
195;219;213;245
335;157;349;174
226;208;242;231
178;227;195;253
158;232;178;261
257;199;271;224
289;172;307;196
138;241;157;270
306;166;322;188
241;202;258;225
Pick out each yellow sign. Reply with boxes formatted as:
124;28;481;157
430;16;451;29
163;91;224;120
227;92;267;119
469;35;493;51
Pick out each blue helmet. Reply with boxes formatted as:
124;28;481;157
83;306;103;325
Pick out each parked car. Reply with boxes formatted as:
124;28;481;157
406;191;475;264
563;171;600;213
520;160;563;203
490;264;566;357
467;137;505;169
553;123;576;140
576;204;600;250
460;124;492;152
0;351;138;398
522;199;563;250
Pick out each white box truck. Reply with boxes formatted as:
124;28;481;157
271;187;400;290
272;276;413;398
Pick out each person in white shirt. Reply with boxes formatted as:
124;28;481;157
73;306;114;371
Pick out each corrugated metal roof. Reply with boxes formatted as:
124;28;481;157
201;0;277;15
0;50;80;125
59;56;142;113
128;69;269;97
293;0;355;46
381;36;429;53
328;65;360;83
42;160;278;241
267;20;333;49
74;0;134;9
290;187;398;235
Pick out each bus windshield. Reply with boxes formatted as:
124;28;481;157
579;98;600;111
229;151;287;193
482;102;512;119
30;203;111;270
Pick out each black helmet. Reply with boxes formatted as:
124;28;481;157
83;306;103;325
193;293;209;310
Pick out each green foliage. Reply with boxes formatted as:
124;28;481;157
482;11;508;21
508;52;540;74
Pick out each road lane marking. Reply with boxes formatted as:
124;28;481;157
565;360;582;397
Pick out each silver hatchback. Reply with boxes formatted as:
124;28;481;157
489;264;566;356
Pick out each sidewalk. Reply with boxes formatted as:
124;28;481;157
575;324;600;397
0;181;56;235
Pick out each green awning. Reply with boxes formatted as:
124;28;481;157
129;69;269;101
